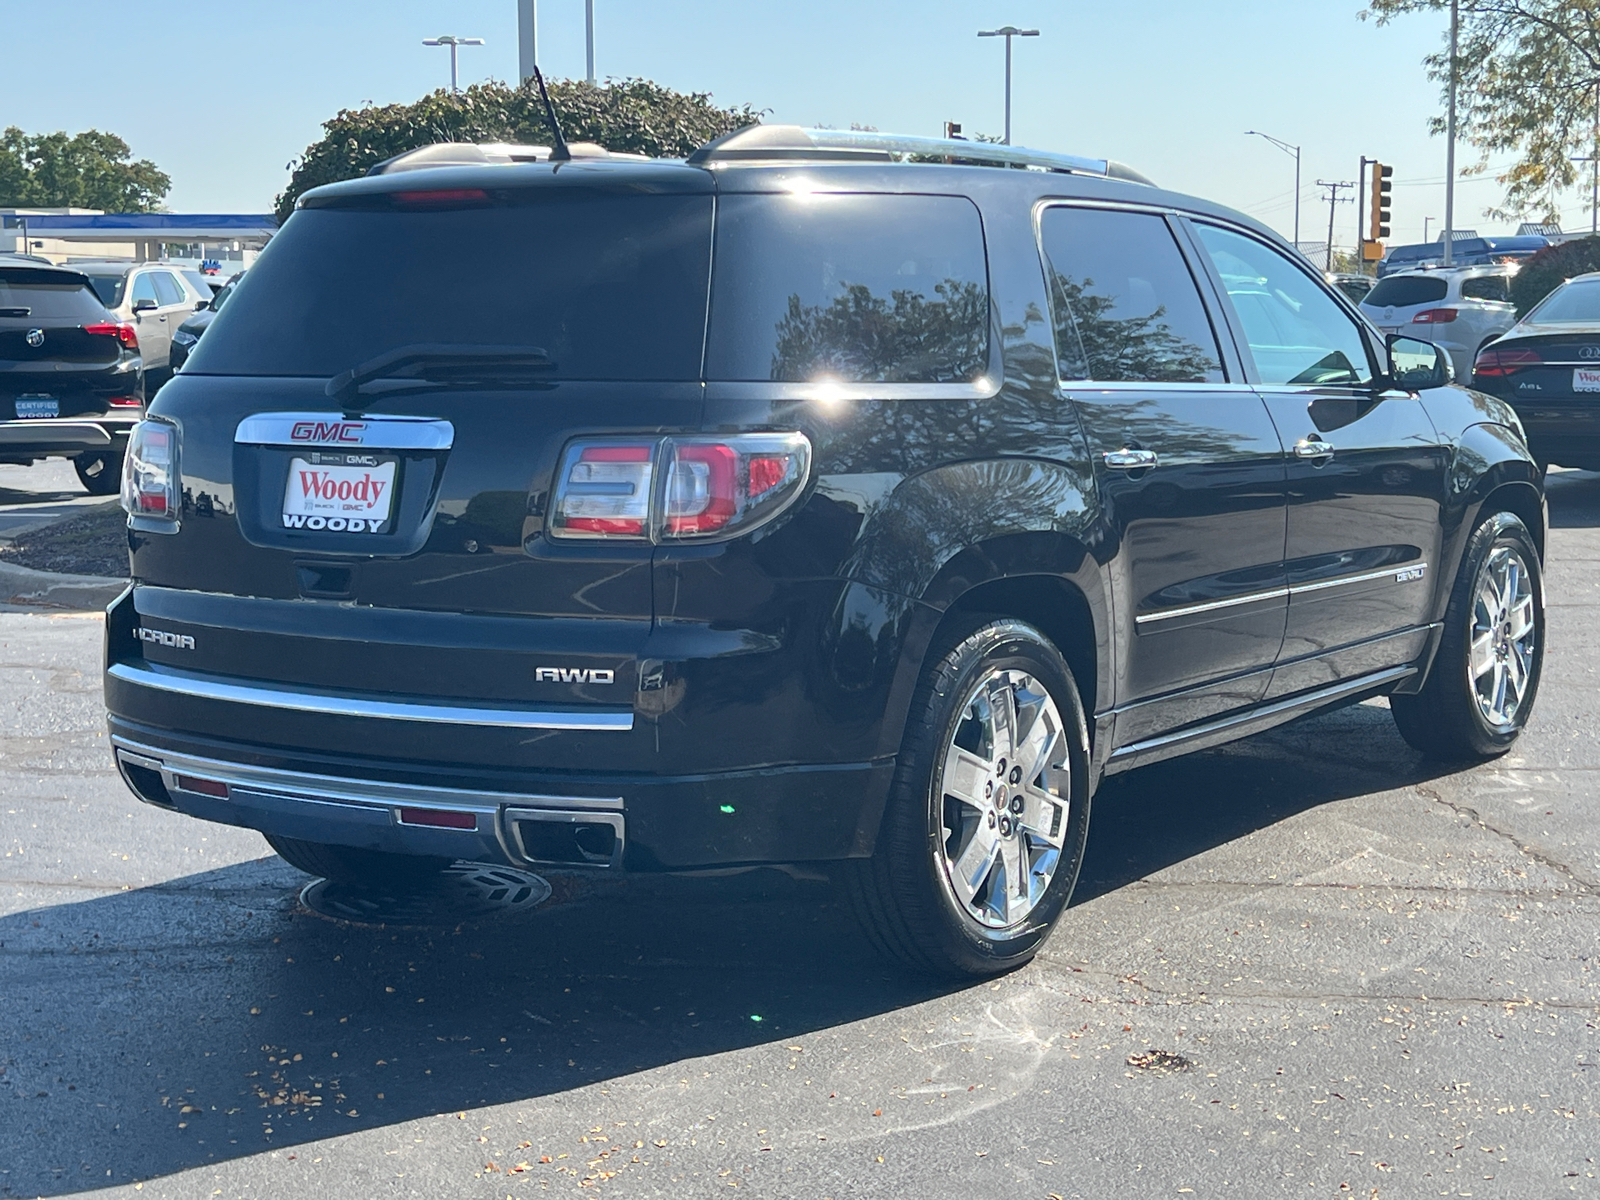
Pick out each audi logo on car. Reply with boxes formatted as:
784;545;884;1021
1579;346;1600;361
25;329;44;348
290;420;367;444
534;666;615;684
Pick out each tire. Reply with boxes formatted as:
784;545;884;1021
845;618;1093;977
1391;512;1544;760
264;834;452;886
74;451;123;495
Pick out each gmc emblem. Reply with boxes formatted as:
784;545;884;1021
290;420;366;444
534;667;615;684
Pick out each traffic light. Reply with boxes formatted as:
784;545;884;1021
943;121;964;140
1369;163;1393;241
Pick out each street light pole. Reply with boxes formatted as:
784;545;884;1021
518;0;537;83
586;0;595;84
1443;0;1458;266
423;35;485;93
1246;130;1302;246
977;26;1040;144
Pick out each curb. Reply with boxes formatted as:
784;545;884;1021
0;559;126;611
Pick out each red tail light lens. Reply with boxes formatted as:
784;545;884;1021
108;395;143;407
82;321;139;350
1412;308;1458;324
120;418;180;522
1473;347;1543;378
549;434;811;543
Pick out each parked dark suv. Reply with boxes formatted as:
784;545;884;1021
103;126;1547;976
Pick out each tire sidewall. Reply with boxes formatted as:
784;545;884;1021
915;621;1092;970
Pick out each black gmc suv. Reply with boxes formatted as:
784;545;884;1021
103;126;1546;976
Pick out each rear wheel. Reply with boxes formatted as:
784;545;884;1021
74;451;122;495
265;834;452;887
1391;512;1543;759
845;618;1092;977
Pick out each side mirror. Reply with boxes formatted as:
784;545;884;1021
132;297;158;314
195;299;210;310
1387;334;1453;390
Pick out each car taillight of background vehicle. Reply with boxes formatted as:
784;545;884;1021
1412;308;1458;324
81;321;139;350
120;419;180;523
1473;347;1544;378
108;395;142;408
549;433;811;543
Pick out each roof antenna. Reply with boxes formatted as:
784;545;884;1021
531;66;571;163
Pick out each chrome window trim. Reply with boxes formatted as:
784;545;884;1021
107;661;633;731
234;412;455;450
1135;562;1429;625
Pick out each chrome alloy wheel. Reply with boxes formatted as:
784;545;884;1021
936;669;1071;930
1469;545;1537;729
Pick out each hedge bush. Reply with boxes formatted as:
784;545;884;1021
1509;235;1600;315
274;78;760;224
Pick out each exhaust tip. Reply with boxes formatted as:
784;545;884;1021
504;807;624;868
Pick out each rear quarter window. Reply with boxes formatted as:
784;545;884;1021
1363;276;1449;308
705;193;989;383
1460;275;1511;303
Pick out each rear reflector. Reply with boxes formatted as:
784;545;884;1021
176;774;229;798
398;807;478;830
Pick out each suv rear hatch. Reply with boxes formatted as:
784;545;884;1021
121;165;714;767
0;265;136;424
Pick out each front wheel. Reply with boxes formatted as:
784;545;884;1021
1391;512;1544;760
74;451;123;495
845;619;1093;977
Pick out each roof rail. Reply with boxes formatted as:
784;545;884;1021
366;141;643;175
686;124;1154;185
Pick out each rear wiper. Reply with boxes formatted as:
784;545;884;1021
326;344;556;402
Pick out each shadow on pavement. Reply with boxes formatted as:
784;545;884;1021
3;702;1452;1194
1544;467;1600;528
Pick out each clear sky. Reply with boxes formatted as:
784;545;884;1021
1;0;1579;245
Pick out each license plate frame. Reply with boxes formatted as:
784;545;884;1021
14;395;58;419
281;452;399;534
1574;368;1600;393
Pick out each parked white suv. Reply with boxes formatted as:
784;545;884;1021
72;261;210;378
1359;265;1518;381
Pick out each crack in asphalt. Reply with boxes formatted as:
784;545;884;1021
1416;782;1600;896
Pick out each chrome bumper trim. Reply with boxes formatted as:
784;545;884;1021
107;661;633;732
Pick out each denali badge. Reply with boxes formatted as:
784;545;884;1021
135;627;196;650
1395;565;1427;583
535;667;615;684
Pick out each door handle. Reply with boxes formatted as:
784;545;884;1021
1103;447;1158;470
1293;437;1334;459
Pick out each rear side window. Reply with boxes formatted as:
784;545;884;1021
130;273;158;306
1364;276;1448;307
1460;275;1510;303
1038;207;1223;383
187;193;714;380
0;269;108;320
705;193;989;383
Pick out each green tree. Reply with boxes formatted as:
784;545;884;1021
1508;234;1600;314
0;128;170;211
1361;0;1600;223
276;77;761;223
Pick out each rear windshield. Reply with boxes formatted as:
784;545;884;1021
0;268;108;320
186;193;714;380
705;193;989;383
1529;279;1600;324
82;271;127;309
1364;276;1448;307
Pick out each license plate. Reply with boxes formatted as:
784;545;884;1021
14;395;57;418
282;453;397;533
1575;368;1600;392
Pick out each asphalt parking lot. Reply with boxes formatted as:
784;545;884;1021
0;471;1596;1199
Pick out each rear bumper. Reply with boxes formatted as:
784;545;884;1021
0;418;133;457
105;713;894;871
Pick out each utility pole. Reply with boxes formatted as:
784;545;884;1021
1318;180;1356;271
586;0;595;84
518;0;537;83
423;35;484;93
977;26;1040;144
1424;216;1434;242
1443;0;1458;266
1246;131;1302;246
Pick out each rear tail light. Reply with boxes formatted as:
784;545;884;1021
1473;347;1544;378
549;433;811;543
108;395;143;408
120;418;180;522
1413;308;1458;324
82;320;139;350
